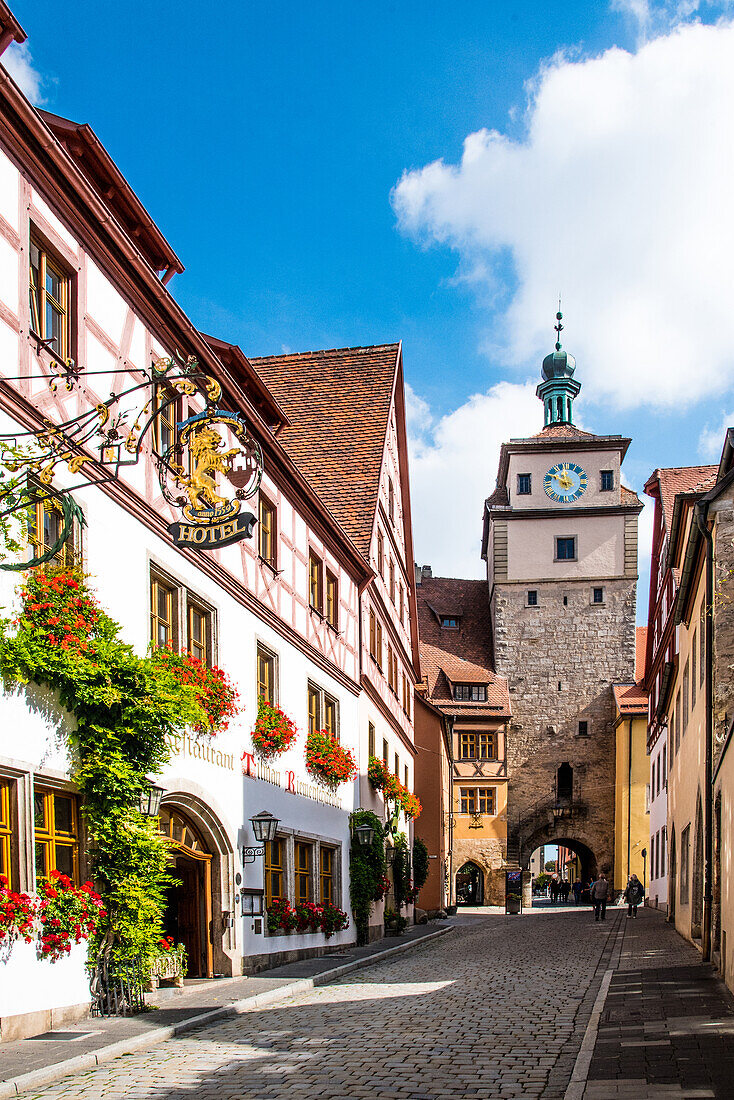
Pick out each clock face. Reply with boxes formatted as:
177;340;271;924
544;462;588;503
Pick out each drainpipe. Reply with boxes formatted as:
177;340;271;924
695;499;714;961
627;718;633;882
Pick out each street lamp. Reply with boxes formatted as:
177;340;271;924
641;847;647;891
138;782;164;818
243;811;280;865
553;804;564;821
352;819;375;848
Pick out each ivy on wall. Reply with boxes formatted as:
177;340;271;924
0;568;222;963
348;809;387;945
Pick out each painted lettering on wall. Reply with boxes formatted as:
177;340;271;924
167;733;235;771
240;754;342;808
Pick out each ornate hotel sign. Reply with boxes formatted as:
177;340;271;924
0;354;263;568
157;408;260;549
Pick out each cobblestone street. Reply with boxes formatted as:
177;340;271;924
10;907;734;1100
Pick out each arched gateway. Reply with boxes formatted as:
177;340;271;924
456;861;484;906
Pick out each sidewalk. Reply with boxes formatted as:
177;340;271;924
582;908;734;1099
0;921;452;1099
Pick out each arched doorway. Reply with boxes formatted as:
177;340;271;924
159;806;213;978
456;861;484;906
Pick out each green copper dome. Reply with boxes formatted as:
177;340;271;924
536;310;580;427
541;347;576;381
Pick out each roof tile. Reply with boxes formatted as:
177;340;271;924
250;345;399;556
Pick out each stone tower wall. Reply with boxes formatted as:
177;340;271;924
492;576;637;877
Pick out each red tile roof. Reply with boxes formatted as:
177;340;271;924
250;345;400;557
648;465;717;533
613;682;648;715
416;577;510;717
530;424;599;440
621;486;642;508
635;626;647;681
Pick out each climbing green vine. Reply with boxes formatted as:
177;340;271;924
0;567;213;964
348;809;386;945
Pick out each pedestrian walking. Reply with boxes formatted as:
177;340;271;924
590;873;609;921
573;879;582;905
623;873;644;918
561;881;570;903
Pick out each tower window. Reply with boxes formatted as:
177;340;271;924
600;470;614;492
578;720;588;737
592;587;604;605
527;590;538;607
563;595;568;607
555;537;576;561
517;473;531;495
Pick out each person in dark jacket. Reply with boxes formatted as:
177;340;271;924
590;873;609;921
623;874;644;917
572;879;582;905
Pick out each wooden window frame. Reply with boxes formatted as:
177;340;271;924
377;529;384;576
460;732;478;760
152;384;181;458
151;573;178;651
555;536;577;562
368;722;375;759
33;785;79;885
460;788;475;814
0;777;13;889
308;682;339;740
382;738;389;766
388;477;395;523
295;841;312;904
454;684;488;702
477;787;496;815
319;846;335;905
265;837;285;907
479;732;496;759
517;473;532;495
600;470;614;492
389;559;396;604
309;551;323;614
29;232;72;363
27;485;81;570
325;570;338;630
186;598;212;667
257;643;277;705
258;494;277;568
394;752;400;778
375;619;383;669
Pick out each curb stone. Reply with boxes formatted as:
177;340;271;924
0;924;453;1099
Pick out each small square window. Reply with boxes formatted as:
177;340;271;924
527;590;538;607
578;720;588;737
440;616;459;629
556;537;576;561
592;587;604;605
601;470;614;492
517;473;531;495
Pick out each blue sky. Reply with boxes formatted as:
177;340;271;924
9;0;734;613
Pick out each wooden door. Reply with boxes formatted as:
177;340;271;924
175;858;202;976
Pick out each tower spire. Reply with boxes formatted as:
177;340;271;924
537;303;580;428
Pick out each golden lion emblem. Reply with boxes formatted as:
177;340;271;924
183;425;241;512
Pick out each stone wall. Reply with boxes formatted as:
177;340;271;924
491;576;637;880
454;835;506;905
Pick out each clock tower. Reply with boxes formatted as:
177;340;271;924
481;316;642;884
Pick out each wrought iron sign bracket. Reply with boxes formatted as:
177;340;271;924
242;845;265;865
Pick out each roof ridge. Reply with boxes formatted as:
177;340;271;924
250;343;400;362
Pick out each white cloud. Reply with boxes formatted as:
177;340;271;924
407;380;539;578
2;42;45;105
699;411;734;459
612;0;733;42
393;19;734;413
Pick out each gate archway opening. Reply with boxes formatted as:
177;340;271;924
456;861;484;906
526;837;599;906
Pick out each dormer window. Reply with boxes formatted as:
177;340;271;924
441;616;459;629
454;684;487;702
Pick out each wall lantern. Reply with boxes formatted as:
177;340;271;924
138;782;164;818
352;820;375;848
385;841;395;861
552;804;565;821
243;810;280;864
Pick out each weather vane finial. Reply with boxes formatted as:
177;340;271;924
554;296;563;352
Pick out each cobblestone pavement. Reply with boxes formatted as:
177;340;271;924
19;908;623;1100
584;910;734;1100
